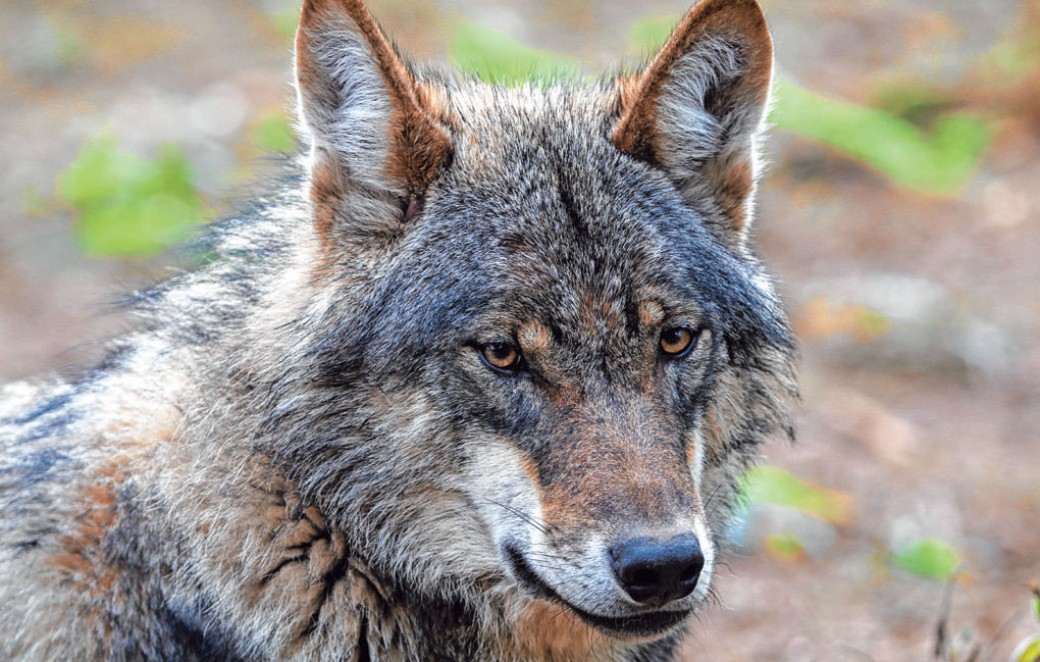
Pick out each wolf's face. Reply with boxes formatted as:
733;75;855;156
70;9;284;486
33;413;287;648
434;148;727;637
283;0;794;645
367;106;790;636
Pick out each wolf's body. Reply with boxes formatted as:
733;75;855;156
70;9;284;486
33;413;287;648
0;0;796;659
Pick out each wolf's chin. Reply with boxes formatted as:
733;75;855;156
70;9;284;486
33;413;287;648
503;544;692;640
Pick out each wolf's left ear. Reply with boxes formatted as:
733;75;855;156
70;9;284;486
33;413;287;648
295;0;452;240
614;0;773;248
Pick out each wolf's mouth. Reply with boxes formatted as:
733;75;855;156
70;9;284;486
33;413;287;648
503;544;691;639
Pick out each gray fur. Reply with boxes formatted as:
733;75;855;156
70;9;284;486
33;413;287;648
0;1;796;660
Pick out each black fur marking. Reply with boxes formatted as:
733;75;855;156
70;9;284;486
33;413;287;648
356;612;371;662
2;448;71;486
628;631;683;662
95;487;250;661
554;162;589;243
162;599;248;662
10;390;74;427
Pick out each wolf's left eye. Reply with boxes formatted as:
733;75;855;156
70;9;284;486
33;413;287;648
659;327;699;358
479;342;524;374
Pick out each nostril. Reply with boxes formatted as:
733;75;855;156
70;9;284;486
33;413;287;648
628;567;657;588
680;562;700;583
610;534;705;606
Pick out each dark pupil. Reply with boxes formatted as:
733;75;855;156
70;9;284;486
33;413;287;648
664;329;685;345
490;345;514;362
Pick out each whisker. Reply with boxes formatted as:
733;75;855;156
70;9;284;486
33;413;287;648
702;482;726;513
483;498;555;536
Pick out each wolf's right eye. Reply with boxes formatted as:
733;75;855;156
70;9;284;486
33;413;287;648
659;327;699;358
479;342;524;374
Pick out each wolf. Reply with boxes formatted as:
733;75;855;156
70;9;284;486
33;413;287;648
0;0;796;659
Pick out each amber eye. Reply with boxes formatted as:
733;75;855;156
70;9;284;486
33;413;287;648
479;342;524;373
659;327;698;357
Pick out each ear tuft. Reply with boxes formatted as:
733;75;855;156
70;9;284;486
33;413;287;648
614;0;773;248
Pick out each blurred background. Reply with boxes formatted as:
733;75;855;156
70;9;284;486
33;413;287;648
1;0;1038;659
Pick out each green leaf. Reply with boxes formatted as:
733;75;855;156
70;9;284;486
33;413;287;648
892;538;961;582
771;78;990;197
764;533;805;562
450;24;580;86
251;112;296;153
739;466;853;525
58;133;207;258
1012;635;1040;662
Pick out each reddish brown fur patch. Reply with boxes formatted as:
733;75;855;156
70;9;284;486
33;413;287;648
700;403;729;468
685;432;700;465
308;155;346;259
515;600;609;659
614;73;663;166
579;290;625;336
51;432;166;590
707;156;753;236
416;82;458;131
235;475;393;648
48;461;130;644
517;321;551;356
638;300;665;328
51;464;125;579
533;404;695;533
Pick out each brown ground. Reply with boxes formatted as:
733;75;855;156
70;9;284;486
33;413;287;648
1;0;1037;660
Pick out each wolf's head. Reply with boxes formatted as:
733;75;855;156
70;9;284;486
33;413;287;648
273;0;795;646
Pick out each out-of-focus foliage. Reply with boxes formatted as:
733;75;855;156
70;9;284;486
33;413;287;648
626;15;679;59
985;5;1040;88
58;134;207;258
891;538;961;582
627;16;991;197
763;532;806;562
1015;586;1040;662
1013;636;1040;662
772;79;989;197
269;2;303;43
740;466;853;526
450;24;580;86
794;297;890;342
250;112;297;154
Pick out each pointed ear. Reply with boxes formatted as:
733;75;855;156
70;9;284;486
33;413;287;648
294;0;452;242
614;0;773;248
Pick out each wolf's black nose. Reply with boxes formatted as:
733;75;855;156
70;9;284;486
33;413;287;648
609;534;704;606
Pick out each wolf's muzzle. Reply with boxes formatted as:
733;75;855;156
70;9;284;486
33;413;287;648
504;543;694;638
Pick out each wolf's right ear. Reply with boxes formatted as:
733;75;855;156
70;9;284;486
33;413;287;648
294;0;452;242
613;0;773;249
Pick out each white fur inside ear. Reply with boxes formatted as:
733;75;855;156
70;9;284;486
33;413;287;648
653;35;772;241
294;21;396;192
655;36;761;180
